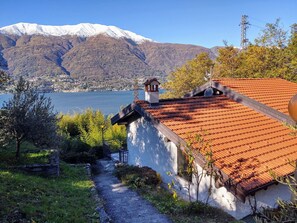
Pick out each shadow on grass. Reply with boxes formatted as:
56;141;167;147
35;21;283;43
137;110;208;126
0;163;98;223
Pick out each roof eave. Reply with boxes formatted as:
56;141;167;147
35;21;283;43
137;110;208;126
111;103;137;125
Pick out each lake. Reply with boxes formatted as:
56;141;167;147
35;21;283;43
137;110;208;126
0;90;146;115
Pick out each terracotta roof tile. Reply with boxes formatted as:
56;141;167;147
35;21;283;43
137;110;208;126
215;78;297;115
136;95;297;193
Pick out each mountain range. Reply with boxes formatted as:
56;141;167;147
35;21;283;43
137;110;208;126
0;23;217;91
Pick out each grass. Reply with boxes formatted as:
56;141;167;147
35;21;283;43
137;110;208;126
115;164;242;223
0;141;50;168
0;149;51;167
0;163;98;222
0;142;99;223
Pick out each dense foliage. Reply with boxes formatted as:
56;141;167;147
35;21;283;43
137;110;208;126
0;77;58;158
163;20;297;97
115;165;161;188
58;109;126;163
162;52;213;98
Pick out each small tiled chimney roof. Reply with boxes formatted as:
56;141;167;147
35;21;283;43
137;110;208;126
144;78;160;105
144;78;160;85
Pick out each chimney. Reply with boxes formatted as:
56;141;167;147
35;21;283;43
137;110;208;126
144;78;160;106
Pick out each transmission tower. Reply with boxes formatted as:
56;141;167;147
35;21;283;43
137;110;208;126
240;15;250;49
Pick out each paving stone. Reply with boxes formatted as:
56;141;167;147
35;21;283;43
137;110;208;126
93;159;172;223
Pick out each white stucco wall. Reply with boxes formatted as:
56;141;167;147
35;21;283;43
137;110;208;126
127;118;292;220
127;117;178;184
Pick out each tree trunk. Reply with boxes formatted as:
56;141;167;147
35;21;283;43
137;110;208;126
16;139;21;159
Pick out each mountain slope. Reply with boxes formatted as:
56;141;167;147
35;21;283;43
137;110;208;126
0;23;216;91
140;42;215;74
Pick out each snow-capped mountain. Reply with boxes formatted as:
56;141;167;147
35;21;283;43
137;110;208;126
0;22;153;43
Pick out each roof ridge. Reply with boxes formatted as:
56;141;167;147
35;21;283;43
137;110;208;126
213;77;285;81
136;95;226;104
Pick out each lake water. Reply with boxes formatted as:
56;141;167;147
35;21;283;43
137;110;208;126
0;90;146;115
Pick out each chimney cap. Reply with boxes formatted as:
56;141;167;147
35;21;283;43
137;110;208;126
144;78;160;85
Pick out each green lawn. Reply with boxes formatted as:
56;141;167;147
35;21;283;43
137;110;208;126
0;143;99;222
0;163;98;222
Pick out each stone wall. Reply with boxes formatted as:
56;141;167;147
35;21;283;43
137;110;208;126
15;150;60;177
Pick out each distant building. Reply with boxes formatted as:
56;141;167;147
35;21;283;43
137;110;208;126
112;78;297;220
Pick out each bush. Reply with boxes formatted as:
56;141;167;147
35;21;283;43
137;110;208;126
61;137;91;153
57;109;126;159
115;165;161;188
89;146;104;159
61;151;96;164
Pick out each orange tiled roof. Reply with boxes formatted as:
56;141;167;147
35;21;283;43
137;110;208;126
136;95;297;193
215;78;297;115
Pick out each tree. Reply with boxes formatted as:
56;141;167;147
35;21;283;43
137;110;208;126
0;77;58;158
162;52;213;98
215;19;296;82
255;18;288;48
286;30;297;80
214;46;241;78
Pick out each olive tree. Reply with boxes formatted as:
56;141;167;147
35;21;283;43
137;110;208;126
0;77;58;158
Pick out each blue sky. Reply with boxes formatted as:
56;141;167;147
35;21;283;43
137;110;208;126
0;0;296;48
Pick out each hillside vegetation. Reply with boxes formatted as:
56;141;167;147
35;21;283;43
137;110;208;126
163;20;297;98
0;33;214;91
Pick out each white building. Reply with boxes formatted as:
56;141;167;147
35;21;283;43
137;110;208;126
112;78;297;220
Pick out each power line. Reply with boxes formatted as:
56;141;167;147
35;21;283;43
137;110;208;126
249;23;265;30
249;16;270;26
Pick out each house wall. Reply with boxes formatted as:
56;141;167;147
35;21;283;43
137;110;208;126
127;118;291;220
127;117;178;184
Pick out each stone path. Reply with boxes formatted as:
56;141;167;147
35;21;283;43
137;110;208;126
93;159;172;223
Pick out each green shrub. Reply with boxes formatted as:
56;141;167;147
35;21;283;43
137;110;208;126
89;146;104;159
58;109;126;155
61;152;96;164
61;137;91;153
115;165;162;188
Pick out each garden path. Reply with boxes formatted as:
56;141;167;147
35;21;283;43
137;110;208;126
93;159;172;223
